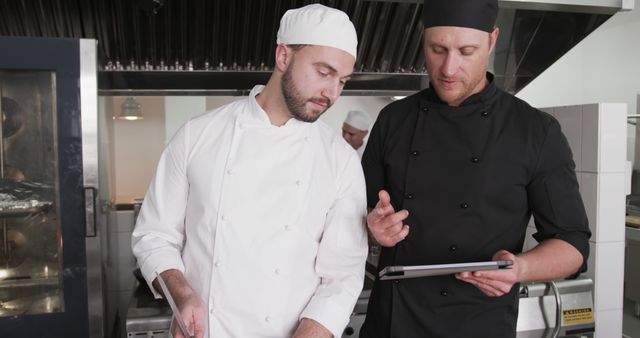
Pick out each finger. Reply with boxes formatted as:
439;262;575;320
378;190;391;208
386;209;409;225
392;225;410;241
369;212;396;232
472;269;516;286
470;274;514;294
192;307;207;338
456;275;503;296
474;282;503;297
492;249;514;261
478;279;509;296
460;274;513;295
172;323;185;338
373;203;395;218
373;210;409;231
382;225;409;246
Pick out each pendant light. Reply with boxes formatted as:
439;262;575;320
114;97;143;120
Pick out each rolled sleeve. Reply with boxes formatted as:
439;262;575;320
527;118;591;271
131;123;191;297
301;150;368;337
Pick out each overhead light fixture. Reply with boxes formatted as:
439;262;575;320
114;97;143;120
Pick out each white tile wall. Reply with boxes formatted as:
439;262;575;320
545;102;627;338
594;309;623;338
581;103;600;173
552;105;583;172
522;226;537;252
580;103;627;173
581;172;626;243
106;210;138;337
585;242;625;311
597;103;627;173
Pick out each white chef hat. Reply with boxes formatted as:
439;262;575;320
344;110;372;131
277;4;358;59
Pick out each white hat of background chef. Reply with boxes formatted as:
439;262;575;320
277;4;358;59
345;110;372;131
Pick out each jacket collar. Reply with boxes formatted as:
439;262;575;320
423;72;497;108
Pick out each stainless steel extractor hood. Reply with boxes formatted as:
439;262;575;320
0;0;632;95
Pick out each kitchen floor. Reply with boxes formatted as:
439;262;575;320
624;297;640;338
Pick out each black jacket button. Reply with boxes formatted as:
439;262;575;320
481;111;489;117
460;202;469;209
411;150;419;156
449;245;457;251
422;107;429;113
406;193;415;199
440;290;448;296
471;157;480;163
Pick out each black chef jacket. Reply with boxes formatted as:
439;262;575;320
360;74;591;338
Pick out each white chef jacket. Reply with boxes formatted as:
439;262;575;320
132;85;368;338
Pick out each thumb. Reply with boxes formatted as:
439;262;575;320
378;190;391;208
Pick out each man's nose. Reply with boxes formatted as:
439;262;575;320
442;53;459;77
322;81;342;102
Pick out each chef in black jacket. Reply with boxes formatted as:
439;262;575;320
359;0;591;337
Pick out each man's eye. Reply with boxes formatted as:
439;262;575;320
461;48;475;56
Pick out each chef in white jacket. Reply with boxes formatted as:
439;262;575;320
131;4;368;338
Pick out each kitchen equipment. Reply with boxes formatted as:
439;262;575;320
126;281;172;338
516;279;595;338
0;37;104;338
0;97;24;139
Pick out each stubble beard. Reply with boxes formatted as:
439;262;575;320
281;66;331;123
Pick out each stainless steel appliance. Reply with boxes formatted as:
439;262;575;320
0;36;104;337
126;277;172;338
516;279;595;338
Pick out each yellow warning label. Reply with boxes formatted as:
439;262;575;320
562;307;594;324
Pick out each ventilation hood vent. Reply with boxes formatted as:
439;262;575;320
0;0;631;95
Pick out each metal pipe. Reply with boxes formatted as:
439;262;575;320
549;281;563;338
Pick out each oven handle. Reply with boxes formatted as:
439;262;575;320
84;187;97;237
549;280;562;338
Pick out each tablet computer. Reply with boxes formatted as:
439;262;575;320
378;260;513;280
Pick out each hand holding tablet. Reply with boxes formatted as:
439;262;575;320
379;260;513;280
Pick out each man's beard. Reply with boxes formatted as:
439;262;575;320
281;67;331;123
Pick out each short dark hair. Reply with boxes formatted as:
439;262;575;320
287;44;308;51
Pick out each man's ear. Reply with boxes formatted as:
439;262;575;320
275;44;292;72
488;27;500;54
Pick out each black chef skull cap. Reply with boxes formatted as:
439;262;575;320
422;0;498;33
